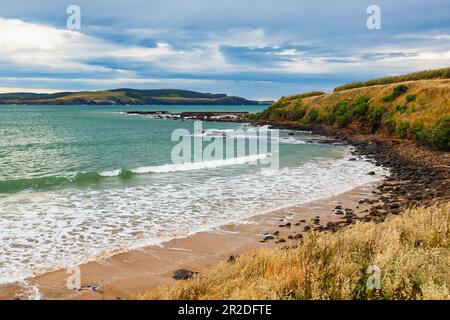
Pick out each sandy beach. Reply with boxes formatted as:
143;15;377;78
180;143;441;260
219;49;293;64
0;181;381;300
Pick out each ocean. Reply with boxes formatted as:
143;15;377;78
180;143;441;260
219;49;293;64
0;104;386;284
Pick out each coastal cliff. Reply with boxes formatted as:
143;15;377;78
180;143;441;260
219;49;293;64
251;68;450;151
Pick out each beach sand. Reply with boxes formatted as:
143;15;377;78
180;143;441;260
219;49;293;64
0;181;380;300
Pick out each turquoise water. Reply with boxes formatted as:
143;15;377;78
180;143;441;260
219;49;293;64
0;105;265;190
0;104;385;284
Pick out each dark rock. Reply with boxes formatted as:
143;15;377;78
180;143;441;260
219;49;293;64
390;202;400;209
173;269;198;280
314;225;325;231
326;221;336;229
260;235;274;242
279;222;291;228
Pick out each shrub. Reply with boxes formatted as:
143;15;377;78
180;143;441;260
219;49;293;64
395;104;408;114
406;94;416;103
395;84;408;94
411;122;433;144
337;112;352;127
265;108;287;120
267;112;277;121
279;109;289;120
333;102;350;116
398;121;410;139
354;102;369;117
411;122;424;140
431;116;450;150
383;116;396;134
353;96;370;104
308;109;319;123
287;104;307;121
382;85;408;102
316;114;327;124
368;106;386;132
272;100;289;108
326;113;337;124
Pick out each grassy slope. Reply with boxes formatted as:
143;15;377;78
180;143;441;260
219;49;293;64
334;67;450;91
254;79;450;150
0;89;259;105
135;203;450;300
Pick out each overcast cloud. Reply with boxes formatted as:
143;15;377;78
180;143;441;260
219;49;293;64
0;0;449;99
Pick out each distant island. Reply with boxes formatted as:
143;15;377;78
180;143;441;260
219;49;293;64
0;89;274;105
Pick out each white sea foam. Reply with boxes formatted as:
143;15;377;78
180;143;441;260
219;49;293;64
99;154;270;177
130;154;270;174
0;151;388;285
189;128;308;145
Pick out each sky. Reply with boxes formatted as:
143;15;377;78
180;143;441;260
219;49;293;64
0;0;449;100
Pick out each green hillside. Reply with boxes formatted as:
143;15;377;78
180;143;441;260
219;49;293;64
0;89;263;105
253;69;450;150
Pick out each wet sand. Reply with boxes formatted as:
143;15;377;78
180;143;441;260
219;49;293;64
0;181;380;300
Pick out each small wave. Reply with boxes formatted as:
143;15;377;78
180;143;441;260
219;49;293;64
279;137;307;145
99;169;134;179
187;130;308;145
0;156;270;193
73;171;103;184
131;154;270;174
0;172;106;193
0;176;71;193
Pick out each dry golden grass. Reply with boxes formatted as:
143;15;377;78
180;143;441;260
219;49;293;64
134;203;450;300
301;79;450;129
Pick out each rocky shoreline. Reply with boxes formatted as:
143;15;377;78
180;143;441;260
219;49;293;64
125;110;249;121
200;117;450;240
270;121;449;233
